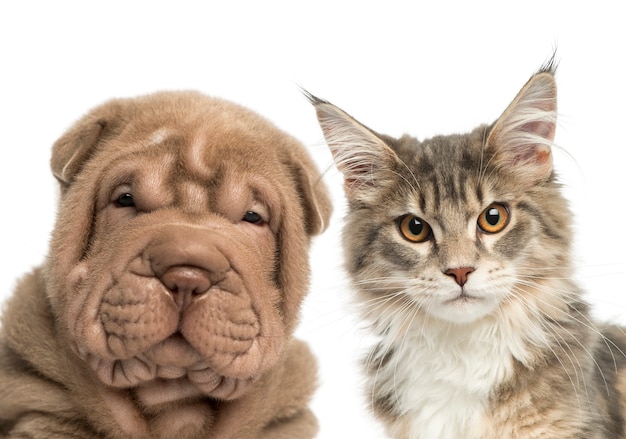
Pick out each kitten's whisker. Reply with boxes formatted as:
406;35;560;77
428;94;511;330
359;287;412;326
477;126;501;189
511;283;613;396
387;167;422;195
503;292;585;410
364;294;419;413
390;299;422;409
394;155;422;192
508;288;596;418
513;279;603;329
477;125;489;187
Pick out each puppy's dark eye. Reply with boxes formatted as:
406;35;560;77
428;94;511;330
116;193;135;208
242;211;263;224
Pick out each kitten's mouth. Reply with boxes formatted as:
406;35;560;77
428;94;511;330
430;287;503;324
446;290;481;304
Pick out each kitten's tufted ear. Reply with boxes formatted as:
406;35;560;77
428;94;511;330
487;64;557;185
305;91;400;199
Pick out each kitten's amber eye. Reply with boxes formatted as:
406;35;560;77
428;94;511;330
477;203;509;234
397;214;432;243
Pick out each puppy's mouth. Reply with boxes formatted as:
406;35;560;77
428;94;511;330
86;332;254;403
67;226;285;401
84;274;263;400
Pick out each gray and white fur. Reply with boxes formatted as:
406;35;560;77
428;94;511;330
307;60;626;438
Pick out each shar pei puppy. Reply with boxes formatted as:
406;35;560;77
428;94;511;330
0;91;331;439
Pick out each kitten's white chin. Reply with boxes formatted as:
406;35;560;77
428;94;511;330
428;294;499;324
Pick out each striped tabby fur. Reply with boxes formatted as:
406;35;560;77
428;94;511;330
308;61;626;438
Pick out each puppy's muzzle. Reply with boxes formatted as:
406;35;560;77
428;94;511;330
67;222;283;394
148;232;232;314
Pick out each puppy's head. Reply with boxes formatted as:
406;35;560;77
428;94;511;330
46;91;331;404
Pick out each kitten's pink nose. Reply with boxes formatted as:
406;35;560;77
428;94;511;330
444;267;475;287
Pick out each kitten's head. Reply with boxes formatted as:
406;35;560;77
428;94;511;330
309;63;572;325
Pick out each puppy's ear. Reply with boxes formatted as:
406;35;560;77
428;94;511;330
287;147;332;236
51;100;127;188
277;145;332;334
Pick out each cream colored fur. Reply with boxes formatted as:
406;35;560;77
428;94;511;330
0;91;331;439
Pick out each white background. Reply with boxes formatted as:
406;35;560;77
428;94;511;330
1;2;625;437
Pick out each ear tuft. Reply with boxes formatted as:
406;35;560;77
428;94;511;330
305;91;399;198
487;69;557;184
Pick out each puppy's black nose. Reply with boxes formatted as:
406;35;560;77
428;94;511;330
161;266;212;310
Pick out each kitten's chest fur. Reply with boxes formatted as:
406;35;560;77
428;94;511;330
367;292;625;439
370;315;521;439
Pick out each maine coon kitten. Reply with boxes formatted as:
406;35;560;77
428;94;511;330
307;63;626;438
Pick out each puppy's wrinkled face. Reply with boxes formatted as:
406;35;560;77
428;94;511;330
45;93;329;411
67;133;285;405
